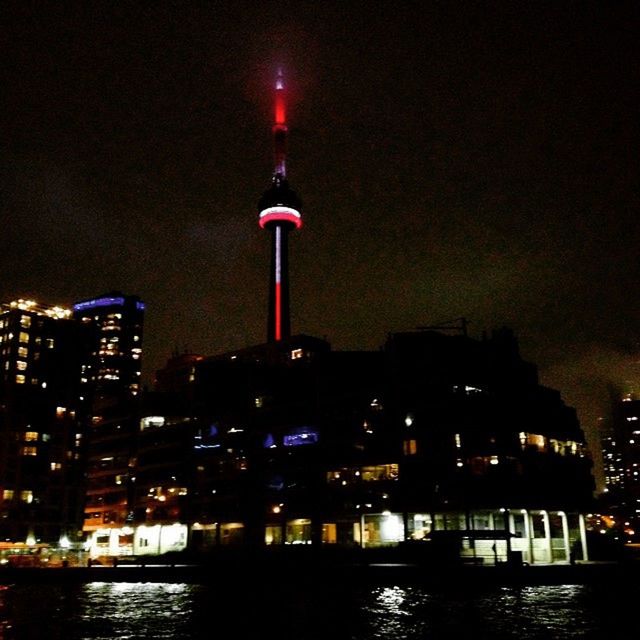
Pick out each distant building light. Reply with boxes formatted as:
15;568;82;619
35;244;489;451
140;416;165;430
283;427;319;447
73;296;126;312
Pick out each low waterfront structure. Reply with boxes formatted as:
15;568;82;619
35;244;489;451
83;328;595;564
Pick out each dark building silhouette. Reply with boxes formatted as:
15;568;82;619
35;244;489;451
85;329;595;564
0;299;85;545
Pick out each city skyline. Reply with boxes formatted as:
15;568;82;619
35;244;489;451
3;3;638;476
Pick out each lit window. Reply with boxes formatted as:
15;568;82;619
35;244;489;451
361;464;399;481
20;315;31;328
15;374;26;384
140;416;165;430
56;406;66;417
454;433;462;448
19;332;29;344
255;396;264;408
403;439;417;455
18;346;28;358
291;348;304;360
20;490;33;503
50;462;62;471
24;431;38;442
2;490;14;501
21;446;37;456
46;338;54;348
16;361;27;371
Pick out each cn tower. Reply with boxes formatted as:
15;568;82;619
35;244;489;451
258;69;302;342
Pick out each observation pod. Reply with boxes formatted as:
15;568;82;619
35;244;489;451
258;179;303;230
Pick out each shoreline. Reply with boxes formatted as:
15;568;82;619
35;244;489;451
0;560;632;586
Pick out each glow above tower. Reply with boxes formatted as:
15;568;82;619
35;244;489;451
258;69;303;342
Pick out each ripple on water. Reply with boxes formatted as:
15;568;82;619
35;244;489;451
0;580;632;639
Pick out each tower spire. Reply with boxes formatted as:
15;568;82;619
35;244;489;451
273;67;287;178
258;68;303;343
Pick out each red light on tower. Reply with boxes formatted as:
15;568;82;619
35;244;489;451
258;69;303;343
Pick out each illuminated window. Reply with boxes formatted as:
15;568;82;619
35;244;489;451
521;433;546;451
291;348;304;360
56;406;66;418
140;416;165;430
454;433;462;448
19;332;29;344
403;439;417;455
20;490;33;503
16;361;27;371
15;374;25;384
21;446;37;456
20;315;31;328
18;346;28;358
46;338;54;348
361;464;399;481
2;490;14;501
255;396;264;408
24;431;38;442
50;462;62;471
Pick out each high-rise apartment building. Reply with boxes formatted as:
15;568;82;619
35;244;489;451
0;299;85;544
73;293;145;405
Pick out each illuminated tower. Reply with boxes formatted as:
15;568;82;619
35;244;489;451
258;69;302;342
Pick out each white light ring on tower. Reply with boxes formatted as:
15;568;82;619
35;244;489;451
258;206;302;229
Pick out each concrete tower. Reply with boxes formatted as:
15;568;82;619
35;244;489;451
258;69;302;342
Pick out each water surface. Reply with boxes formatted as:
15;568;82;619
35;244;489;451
0;580;630;639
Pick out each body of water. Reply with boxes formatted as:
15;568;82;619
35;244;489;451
0;579;633;639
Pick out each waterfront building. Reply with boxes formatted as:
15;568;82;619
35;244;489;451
0;299;85;545
78;292;148;551
84;328;595;565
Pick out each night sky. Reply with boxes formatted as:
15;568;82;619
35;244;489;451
2;2;638;485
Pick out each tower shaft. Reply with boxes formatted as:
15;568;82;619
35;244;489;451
268;223;291;341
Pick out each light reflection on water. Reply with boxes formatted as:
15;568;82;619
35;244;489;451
0;580;630;639
364;584;605;639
